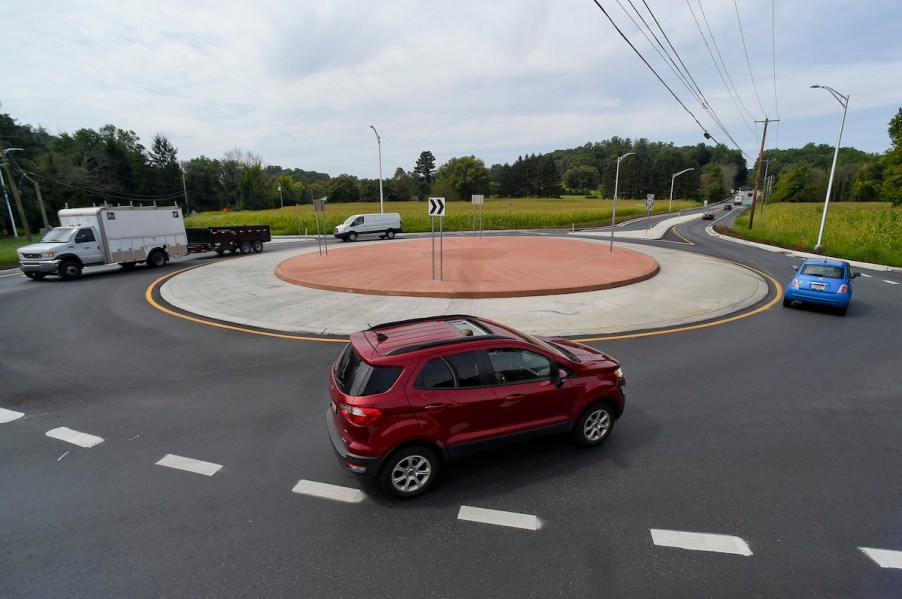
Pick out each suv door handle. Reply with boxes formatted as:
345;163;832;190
424;403;451;411
502;394;524;401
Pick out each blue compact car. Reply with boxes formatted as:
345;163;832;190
783;258;859;316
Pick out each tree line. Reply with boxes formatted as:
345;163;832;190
1;104;899;235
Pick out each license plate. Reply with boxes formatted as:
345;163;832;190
810;282;827;291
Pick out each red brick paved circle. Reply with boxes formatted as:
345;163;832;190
274;236;659;299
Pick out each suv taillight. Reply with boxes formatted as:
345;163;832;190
340;404;382;425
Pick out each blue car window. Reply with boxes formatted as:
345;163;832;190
801;264;844;279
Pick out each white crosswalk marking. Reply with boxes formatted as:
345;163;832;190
651;529;752;556
458;505;542;530
45;427;104;448
156;454;223;476
0;408;25;423
292;480;366;503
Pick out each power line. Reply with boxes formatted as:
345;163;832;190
733;0;768;117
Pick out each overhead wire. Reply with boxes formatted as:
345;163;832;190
590;0;751;158
733;0;768;117
687;0;758;138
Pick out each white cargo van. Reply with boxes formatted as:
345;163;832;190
333;213;402;242
17;205;189;280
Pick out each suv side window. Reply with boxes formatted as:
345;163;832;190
487;348;552;384
416;358;455;389
415;351;484;389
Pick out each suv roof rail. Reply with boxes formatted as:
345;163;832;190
384;334;509;357
365;314;483;332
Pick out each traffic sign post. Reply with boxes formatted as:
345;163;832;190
645;194;654;236
428;197;445;280
471;194;484;237
313;196;328;255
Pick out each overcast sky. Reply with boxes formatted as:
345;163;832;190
2;1;901;179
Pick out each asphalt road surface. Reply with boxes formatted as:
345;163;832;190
1;220;900;598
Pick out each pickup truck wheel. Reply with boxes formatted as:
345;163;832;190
386;230;396;239
348;232;358;242
252;240;263;253
146;250;166;267
239;241;252;254
58;260;82;280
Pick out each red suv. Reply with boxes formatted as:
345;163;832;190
327;315;626;498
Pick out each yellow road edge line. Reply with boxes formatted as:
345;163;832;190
573;260;783;343
145;264;347;343
147;257;782;345
671;222;694;245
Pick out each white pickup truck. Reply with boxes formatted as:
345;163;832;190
17;205;189;280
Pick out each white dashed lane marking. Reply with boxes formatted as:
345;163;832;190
45;427;104;448
458;505;542;530
860;547;902;569
292;479;366;503
156;454;223;476
883;280;899;285
0;408;25;423
650;529;753;556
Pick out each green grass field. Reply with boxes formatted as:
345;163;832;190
728;202;902;266
183;196;696;235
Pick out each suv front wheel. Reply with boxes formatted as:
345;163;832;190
380;446;440;499
574;403;615;447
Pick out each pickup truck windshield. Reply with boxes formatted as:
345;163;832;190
40;228;76;243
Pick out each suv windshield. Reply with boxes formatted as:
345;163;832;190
333;344;402;397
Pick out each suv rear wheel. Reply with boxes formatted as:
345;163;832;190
574;403;615;446
380;446;439;499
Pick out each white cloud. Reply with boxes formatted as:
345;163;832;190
2;0;900;178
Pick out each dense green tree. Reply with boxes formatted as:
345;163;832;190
701;163;726;202
329;174;361;203
390;167;418;201
563;165;600;193
435;156;490;201
769;162;825;203
413;150;436;198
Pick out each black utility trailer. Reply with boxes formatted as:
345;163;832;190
186;225;272;255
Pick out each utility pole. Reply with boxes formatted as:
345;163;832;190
748;118;777;230
0;137;31;241
759;158;771;215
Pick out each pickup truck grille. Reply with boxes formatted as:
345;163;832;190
21;252;41;259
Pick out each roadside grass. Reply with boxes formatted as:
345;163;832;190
726;202;902;267
0;197;696;269
184;196;698;235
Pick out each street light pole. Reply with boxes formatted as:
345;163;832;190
278;183;284;208
811;84;849;252
669;168;694;212
610;152;634;253
369;125;384;214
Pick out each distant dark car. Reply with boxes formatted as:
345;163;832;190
702;212;715;220
327;315;626;498
724;204;733;211
783;258;859;316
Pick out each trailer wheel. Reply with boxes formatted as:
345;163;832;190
147;250;166;267
252;239;263;253
58;260;82;280
239;241;252;254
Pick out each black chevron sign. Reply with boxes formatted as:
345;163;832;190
428;197;446;217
